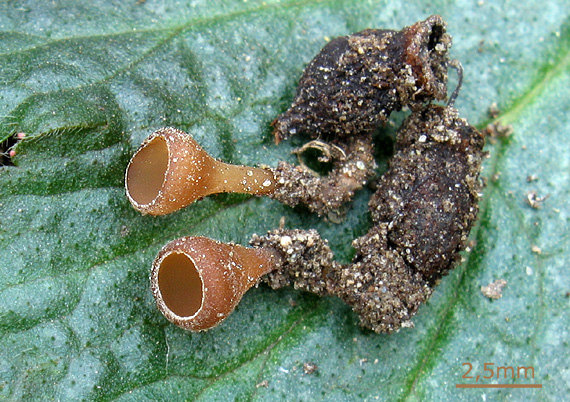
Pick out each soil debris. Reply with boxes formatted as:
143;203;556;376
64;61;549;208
488;102;500;119
253;104;485;333
481;279;508;299
368;105;485;281
250;228;339;295
485;121;513;140
303;362;318;374
526;191;549;209
270;137;376;216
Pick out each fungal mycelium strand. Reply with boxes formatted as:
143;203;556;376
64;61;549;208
125;127;276;215
151;236;281;331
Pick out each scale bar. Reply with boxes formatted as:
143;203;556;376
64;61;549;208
456;384;542;389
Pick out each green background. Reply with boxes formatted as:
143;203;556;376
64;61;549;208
1;0;568;400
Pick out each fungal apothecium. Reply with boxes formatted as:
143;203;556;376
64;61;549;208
127;15;485;333
151;236;280;330
124;125;376;217
125;127;276;215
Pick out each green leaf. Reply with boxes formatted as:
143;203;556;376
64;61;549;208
1;1;569;400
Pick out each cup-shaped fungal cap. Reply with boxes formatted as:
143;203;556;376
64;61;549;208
151;236;279;331
125;127;277;215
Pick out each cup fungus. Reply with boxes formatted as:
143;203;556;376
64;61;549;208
151;236;280;331
126;127;276;215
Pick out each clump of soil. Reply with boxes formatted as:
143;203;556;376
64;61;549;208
270;15;453;218
253;103;485;333
269;137;376;217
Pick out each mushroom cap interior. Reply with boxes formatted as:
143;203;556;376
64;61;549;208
126;136;169;205
157;252;203;317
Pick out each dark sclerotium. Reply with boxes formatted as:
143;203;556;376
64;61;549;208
269;136;376;216
368;105;485;281
273;15;451;143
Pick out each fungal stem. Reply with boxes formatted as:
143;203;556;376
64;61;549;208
125;127;276;215
210;163;275;194
151;236;281;331
447;59;464;107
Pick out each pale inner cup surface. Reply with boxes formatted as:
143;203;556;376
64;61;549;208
126;136;169;205
158;252;203;317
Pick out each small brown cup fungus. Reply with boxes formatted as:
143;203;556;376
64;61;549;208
125;127;276;215
151;236;280;331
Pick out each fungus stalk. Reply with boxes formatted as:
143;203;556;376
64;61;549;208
126;127;376;217
151;236;281;331
126;127;276;215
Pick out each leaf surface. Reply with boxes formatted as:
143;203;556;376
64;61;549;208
1;1;569;400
